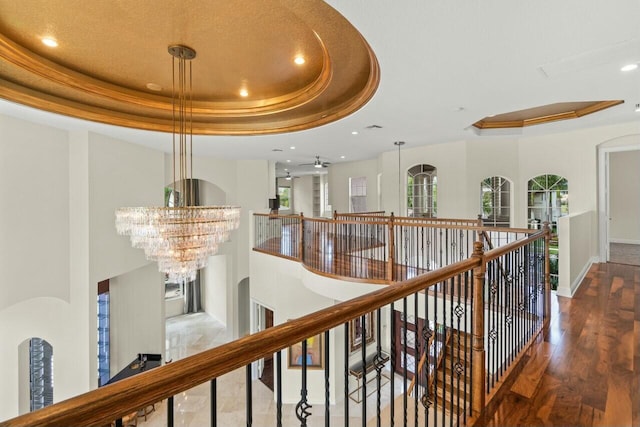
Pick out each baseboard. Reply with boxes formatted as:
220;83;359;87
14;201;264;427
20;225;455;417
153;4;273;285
610;238;640;245
571;256;598;297
556;256;598;298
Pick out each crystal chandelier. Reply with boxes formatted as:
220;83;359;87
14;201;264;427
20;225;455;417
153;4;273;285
116;45;240;283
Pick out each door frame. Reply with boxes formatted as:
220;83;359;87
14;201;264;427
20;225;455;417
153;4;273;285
598;143;640;262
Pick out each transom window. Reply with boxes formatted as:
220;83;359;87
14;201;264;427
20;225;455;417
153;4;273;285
407;164;437;218
481;176;511;227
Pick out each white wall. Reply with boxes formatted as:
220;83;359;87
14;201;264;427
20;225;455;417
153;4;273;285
558;211;597;297
109;263;164;374
609;150;640;244
250;252;337;404
293;175;313;215
0;115;70;310
0;115;80;420
328;159;379;213
202;255;228;324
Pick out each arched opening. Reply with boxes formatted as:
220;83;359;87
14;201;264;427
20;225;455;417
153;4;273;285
407;164;437;218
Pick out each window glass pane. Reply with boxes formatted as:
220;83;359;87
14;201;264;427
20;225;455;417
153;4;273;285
480;176;510;227
407;164;437;217
278;187;290;209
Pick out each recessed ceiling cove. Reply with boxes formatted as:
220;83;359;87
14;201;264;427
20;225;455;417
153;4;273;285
472;101;623;130
0;0;379;135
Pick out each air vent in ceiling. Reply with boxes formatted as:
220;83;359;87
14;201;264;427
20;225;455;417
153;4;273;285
365;124;383;129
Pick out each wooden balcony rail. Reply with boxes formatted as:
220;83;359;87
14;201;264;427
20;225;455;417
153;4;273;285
254;213;540;284
2;217;549;427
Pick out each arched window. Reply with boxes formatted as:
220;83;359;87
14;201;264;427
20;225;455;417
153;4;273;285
481;176;511;227
407;164;437;217
29;338;53;411
528;174;569;290
527;174;569;229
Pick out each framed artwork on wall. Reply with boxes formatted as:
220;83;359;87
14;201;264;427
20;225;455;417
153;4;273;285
350;311;375;352
288;334;324;369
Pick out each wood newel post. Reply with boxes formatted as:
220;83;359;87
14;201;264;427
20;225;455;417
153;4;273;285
299;213;304;262
471;240;486;418
333;210;338;220
476;214;484;247
387;213;395;282
542;221;551;331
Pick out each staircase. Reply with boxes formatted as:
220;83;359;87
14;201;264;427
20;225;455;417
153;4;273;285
412;329;471;423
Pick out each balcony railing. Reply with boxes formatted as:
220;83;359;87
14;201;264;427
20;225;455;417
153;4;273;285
1;213;550;427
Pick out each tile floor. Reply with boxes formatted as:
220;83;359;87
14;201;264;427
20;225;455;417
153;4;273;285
138;312;428;427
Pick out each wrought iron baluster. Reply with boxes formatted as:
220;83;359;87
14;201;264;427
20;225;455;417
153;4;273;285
211;379;217;427
374;309;383;427
390;304;396;427
344;322;349;427
361;314;367;427
414;292;419;427
325;330;330;427
401;299;408;427
246;364;252;427
296;340;312;427
277;351;282;427
168;395;174;427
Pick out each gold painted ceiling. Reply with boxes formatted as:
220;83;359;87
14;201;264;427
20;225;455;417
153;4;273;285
0;0;379;135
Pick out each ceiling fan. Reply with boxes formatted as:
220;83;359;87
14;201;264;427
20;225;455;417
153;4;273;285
300;155;331;168
280;171;299;180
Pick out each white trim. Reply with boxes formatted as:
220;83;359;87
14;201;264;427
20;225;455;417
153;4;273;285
610;238;640;245
597;142;640;263
556;256;598;298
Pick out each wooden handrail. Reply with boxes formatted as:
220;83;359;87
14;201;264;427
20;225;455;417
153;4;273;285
1;257;480;427
483;229;546;262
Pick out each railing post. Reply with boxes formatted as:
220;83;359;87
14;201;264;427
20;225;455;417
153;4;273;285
387;213;395;282
471;241;486;418
542;221;551;331
299;213;304;262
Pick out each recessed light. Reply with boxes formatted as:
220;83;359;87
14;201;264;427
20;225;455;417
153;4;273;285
340;155;345;159
41;37;58;47
286;159;291;163
284;168;288;171
294;55;305;65
351;131;358;135
621;63;638;72
290;146;295;150
146;83;162;91
239;88;249;97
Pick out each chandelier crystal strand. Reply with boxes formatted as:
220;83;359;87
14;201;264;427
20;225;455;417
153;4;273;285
115;45;240;283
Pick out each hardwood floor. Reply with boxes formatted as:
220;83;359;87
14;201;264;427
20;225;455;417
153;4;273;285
482;262;640;426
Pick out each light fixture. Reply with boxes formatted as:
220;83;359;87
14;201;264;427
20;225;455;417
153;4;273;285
294;55;305;65
636;103;640;112
351;131;358;135
239;88;249;97
116;45;240;283
41;37;58;47
314;158;323;168
394;141;405;216
285;172;292;180
621;63;638;72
